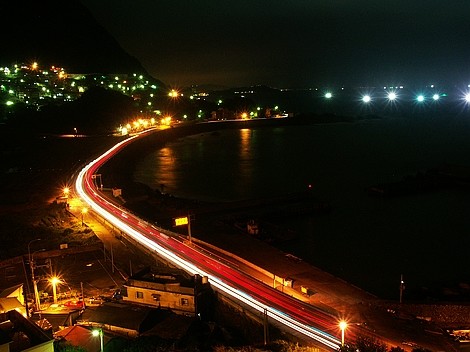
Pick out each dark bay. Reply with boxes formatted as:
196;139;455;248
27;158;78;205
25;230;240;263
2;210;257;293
133;116;470;299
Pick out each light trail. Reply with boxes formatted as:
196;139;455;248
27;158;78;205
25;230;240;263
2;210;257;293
75;132;342;350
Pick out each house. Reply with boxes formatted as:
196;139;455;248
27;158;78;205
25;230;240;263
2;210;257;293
0;298;25;316
0;310;54;352
55;325;109;352
78;302;158;338
122;267;200;316
0;285;24;306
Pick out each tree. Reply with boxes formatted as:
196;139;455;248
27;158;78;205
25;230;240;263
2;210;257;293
338;336;388;352
390;347;405;352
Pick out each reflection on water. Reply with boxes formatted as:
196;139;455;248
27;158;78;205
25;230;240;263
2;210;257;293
153;147;177;193
134;117;470;298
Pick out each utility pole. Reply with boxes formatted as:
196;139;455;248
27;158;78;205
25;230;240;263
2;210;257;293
30;249;45;312
263;308;269;346
187;215;192;244
81;282;85;308
111;243;114;273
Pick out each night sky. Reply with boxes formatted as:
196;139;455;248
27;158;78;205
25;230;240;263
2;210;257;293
82;1;470;88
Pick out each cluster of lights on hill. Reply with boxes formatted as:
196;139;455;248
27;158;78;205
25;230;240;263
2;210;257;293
0;61;163;113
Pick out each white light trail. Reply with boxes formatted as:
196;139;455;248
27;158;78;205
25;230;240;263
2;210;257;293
74;133;341;350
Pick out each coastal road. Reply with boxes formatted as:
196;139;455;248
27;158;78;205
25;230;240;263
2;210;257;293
74;131;344;350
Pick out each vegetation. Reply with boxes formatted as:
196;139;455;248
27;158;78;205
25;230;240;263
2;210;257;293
339;336;433;352
54;341;86;352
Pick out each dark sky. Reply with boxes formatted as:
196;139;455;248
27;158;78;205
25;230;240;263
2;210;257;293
82;1;470;88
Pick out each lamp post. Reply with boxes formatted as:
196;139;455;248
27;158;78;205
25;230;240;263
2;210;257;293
81;207;88;226
399;274;405;304
49;276;61;304
92;328;104;352
28;238;41;265
31;249;45;311
339;320;348;347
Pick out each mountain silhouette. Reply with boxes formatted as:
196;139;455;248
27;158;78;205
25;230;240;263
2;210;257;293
2;0;147;75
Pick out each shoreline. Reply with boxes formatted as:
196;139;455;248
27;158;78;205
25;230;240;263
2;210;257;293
96;119;470;349
97;117;383;297
98;117;470;304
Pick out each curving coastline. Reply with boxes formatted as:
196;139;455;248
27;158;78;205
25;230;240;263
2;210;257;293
93;118;469;350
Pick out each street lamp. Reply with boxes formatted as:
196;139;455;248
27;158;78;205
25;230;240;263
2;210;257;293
28;238;42;265
63;187;69;196
81;207;88;226
92;328;104;352
49;276;61;304
339;320;348;347
63;187;69;205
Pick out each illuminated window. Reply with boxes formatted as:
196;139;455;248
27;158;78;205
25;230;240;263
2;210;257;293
136;291;143;299
181;298;189;306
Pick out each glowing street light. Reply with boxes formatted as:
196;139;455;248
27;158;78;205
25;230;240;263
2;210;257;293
324;92;333;99
416;94;425;102
362;95;371;103
92;328;104;352
63;187;70;205
432;94;440;101
81;207;88;226
387;92;397;101
49;276;62;304
168;89;179;98
339;320;348;346
465;93;470;103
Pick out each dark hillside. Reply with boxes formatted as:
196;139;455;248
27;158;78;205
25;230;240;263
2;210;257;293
2;0;147;75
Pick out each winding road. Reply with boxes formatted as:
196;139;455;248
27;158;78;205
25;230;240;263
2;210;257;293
74;130;343;350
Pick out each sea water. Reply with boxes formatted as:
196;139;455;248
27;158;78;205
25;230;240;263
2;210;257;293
134;116;470;299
